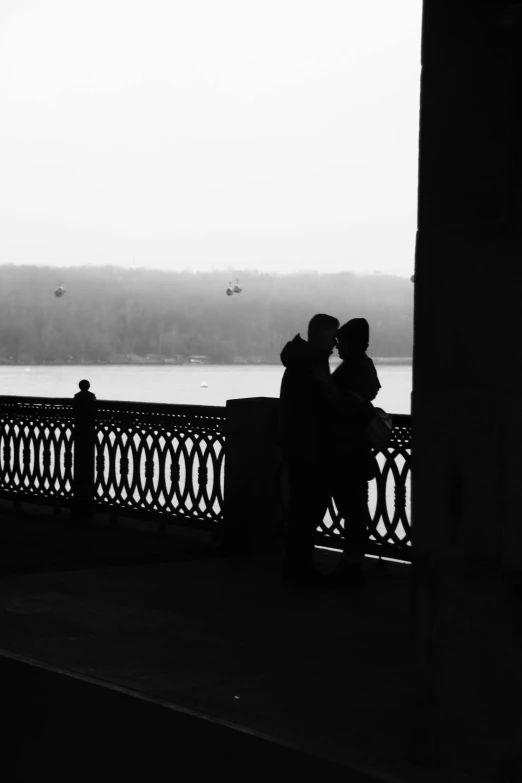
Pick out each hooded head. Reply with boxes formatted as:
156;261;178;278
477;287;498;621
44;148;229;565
337;318;369;360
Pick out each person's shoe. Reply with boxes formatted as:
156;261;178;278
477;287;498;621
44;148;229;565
328;561;365;588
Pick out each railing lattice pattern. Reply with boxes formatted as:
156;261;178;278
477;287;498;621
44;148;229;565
317;413;412;560
0;391;411;560
0;397;74;503
94;401;225;528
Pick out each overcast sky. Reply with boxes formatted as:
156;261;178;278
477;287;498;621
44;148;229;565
0;0;421;277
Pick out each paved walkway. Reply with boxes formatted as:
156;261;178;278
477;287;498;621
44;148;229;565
0;502;451;782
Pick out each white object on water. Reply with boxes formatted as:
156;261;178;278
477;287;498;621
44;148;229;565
200;381;208;388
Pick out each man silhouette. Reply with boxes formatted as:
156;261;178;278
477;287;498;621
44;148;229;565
278;314;339;587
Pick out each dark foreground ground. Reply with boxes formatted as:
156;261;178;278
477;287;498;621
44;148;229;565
0;502;460;782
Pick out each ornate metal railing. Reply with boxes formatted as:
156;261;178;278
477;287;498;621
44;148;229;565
0;396;75;506
0;392;225;531
0;386;411;561
316;413;412;561
95;400;225;529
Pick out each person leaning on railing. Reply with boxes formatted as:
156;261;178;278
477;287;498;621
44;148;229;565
314;318;380;588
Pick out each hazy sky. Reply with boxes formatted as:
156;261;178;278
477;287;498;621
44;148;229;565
0;0;422;277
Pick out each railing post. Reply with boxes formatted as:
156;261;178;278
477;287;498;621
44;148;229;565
220;397;281;556
72;380;97;521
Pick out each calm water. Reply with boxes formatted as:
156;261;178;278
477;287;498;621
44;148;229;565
0;364;412;413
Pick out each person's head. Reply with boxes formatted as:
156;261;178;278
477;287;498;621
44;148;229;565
307;313;339;355
337;318;369;359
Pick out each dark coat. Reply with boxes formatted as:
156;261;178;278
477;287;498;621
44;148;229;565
278;334;334;463
333;353;381;401
332;354;380;477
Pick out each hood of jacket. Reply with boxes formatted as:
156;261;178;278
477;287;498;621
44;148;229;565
280;334;329;370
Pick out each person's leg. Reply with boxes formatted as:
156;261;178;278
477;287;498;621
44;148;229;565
333;455;369;559
330;456;368;585
299;458;332;563
284;457;330;576
341;477;368;562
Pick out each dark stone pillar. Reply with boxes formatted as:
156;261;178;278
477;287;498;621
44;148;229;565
412;3;522;780
220;397;282;556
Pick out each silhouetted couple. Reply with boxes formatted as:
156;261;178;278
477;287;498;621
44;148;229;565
279;314;380;588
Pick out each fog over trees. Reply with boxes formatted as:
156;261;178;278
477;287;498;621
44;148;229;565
0;265;413;363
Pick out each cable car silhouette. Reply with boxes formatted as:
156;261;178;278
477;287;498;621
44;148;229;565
232;279;242;294
54;283;66;298
225;282;234;296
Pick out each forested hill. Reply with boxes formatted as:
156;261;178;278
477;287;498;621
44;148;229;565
0;265;413;363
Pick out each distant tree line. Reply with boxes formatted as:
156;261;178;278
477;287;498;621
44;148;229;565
0;265;413;363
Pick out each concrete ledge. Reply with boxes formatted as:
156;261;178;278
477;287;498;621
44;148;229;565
0;500;212;575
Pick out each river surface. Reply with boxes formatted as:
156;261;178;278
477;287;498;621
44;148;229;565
0;363;412;413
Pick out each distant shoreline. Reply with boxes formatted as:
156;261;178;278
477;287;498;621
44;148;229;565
367;357;412;365
0;357;413;367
